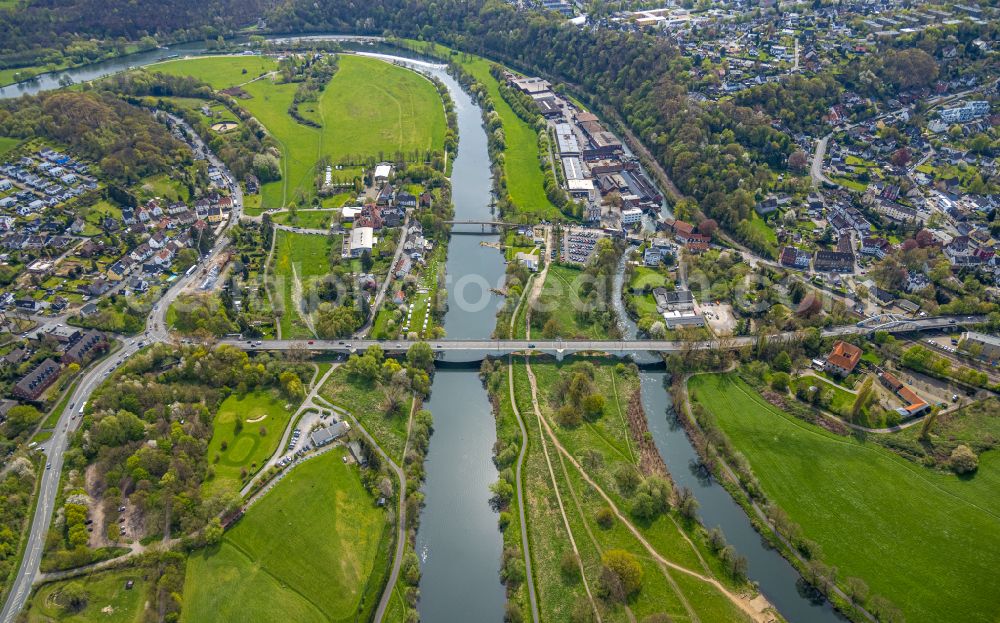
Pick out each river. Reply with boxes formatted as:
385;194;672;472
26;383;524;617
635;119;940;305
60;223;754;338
404;63;507;622
2;39;843;622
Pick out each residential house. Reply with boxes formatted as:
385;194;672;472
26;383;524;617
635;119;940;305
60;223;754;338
814;250;854;272
13;358;60;401
62;330;107;365
824;340;862;377
780;246;811;270
860;237;891;259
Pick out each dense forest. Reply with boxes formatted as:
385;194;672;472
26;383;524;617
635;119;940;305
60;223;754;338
0;0;272;70
0;91;188;184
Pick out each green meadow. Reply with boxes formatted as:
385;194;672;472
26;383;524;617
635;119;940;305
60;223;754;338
183;447;390;623
153;54;445;208
689;373;1000;623
270;230;339;338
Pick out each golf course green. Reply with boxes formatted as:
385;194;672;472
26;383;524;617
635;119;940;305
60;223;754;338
205;390;296;494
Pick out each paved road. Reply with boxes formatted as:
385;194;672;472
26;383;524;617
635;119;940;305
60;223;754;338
219;315;984;356
810;133;834;187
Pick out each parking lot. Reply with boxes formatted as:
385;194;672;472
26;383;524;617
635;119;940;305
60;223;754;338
562;229;602;264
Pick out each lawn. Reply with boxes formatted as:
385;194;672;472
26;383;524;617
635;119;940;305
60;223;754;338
133;173;190;203
153;55;445;209
535;264;613;339
319;366;411;464
26;568;148;623
0;136;21;157
689;373;1000;623
183;447;390;623
204;390;297;495
270;230;338;338
790;374;856;415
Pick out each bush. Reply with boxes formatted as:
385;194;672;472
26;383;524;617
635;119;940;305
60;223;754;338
598;549;643;601
950;444;978;474
770;372;791;392
595;507;614;529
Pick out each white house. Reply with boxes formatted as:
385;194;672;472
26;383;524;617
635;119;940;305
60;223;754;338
373;163;393;186
348;226;375;257
621;207;643;225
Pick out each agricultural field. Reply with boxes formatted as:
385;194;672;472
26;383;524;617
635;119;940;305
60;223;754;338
269;230;339;338
154;54;446;208
689;373;1000;623
183;447;390;623
204;390;297;495
25;568;148;623
491;358;759;623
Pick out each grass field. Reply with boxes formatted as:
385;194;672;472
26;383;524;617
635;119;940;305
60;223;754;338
26;568;148;623
153;55;445;208
689;373;1000;623
503;360;754;622
271;209;336;229
319;367;411;463
270;230;338;338
0;137;21;157
183;447;389;623
536;265;613;339
152;56;277;90
452;55;560;220
204;390;296;495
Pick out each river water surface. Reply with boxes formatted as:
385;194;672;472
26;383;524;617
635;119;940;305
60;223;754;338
406;63;507;622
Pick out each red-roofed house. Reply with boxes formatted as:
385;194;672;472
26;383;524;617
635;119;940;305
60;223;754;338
825;340;862;377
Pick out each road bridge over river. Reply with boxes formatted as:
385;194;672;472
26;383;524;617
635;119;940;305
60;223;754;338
222;315;984;358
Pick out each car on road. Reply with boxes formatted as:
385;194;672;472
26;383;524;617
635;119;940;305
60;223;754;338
528;343;536;349
308;340;315;345
46;463;51;470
